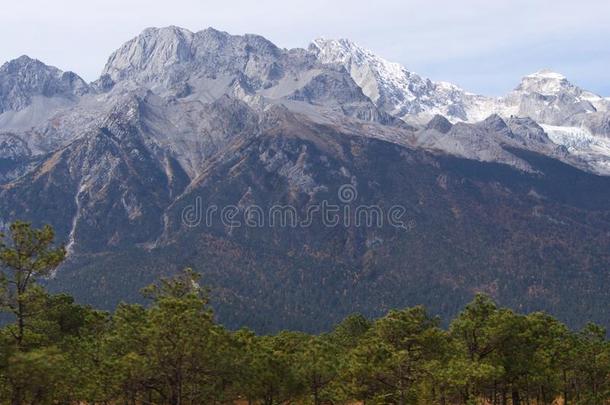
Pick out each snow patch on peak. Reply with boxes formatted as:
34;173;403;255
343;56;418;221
311;38;362;61
311;37;421;104
436;81;462;91
309;37;609;132
310;38;481;124
311;38;412;82
515;69;573;96
526;69;566;81
502;69;610;126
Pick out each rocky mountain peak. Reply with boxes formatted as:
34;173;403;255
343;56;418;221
2;26;610;176
506;116;552;144
482;113;509;131
310;38;369;65
502;69;609;127
310;37;479;124
0;55;89;113
515;69;573;96
102;26;196;83
425;114;453;134
100;26;289;95
3;55;44;71
529;69;566;79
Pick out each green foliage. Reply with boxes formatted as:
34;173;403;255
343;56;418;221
340;307;445;404
0;222;608;404
0;222;66;348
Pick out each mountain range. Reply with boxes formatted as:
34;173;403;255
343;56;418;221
1;26;609;332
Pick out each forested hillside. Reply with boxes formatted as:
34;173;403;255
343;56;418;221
0;223;608;405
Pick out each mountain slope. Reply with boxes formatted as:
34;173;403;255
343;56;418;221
1;97;607;333
43;111;610;332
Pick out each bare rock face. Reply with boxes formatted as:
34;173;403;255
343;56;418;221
102;26;196;85
102;26;287;92
426;115;453;134
480;114;512;137
566;111;610;139
0;133;33;183
0;133;30;160
0;56;89;113
506;116;551;144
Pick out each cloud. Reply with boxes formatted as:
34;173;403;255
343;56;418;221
1;0;608;95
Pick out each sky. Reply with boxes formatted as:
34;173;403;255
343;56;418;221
1;0;609;96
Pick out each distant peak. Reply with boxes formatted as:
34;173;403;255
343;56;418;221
200;26;230;36
0;55;67;80
515;69;573;95
2;55;47;69
525;69;566;81
12;55;38;63
310;37;372;61
312;37;358;48
140;25;194;36
0;54;89;113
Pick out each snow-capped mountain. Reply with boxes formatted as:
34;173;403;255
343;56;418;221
1;26;610;332
502;69;609;124
310;38;610;173
1;26;609;176
0;25;608;176
310;38;488;124
311;39;610;127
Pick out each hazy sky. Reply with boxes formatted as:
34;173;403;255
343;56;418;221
2;0;609;96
